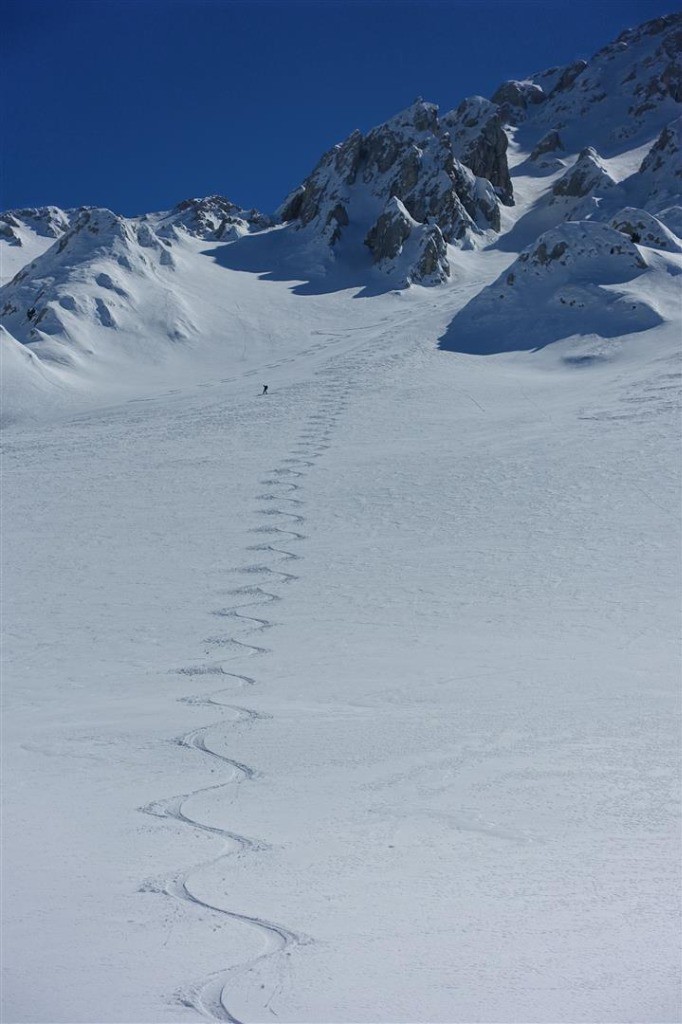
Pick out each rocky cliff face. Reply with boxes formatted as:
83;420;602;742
278;98;503;282
442;97;514;206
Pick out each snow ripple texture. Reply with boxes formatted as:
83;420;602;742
140;380;351;1022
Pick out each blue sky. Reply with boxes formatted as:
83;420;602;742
3;0;679;215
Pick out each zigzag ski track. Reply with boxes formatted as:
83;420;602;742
141;378;352;1022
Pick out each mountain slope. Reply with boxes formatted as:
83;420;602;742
0;12;680;428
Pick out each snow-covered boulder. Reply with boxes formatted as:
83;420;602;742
442;97;514;205
440;221;658;353
611;207;682;252
278;97;502;281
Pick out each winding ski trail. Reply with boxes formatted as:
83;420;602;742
140;376;352;1021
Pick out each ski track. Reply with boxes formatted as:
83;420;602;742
140;369;354;1022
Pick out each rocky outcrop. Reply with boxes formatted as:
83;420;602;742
634;117;682;212
549;60;588;97
278;98;503;281
365;197;413;262
552;147;616;198
363;198;450;286
514;222;646;274
412;225;450;284
490;80;546;124
443;98;514;205
153;195;271;241
530;130;564;161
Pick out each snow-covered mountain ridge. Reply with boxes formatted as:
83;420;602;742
1;11;680;423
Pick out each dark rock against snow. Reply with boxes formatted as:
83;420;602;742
443;97;514;206
278;98;503;264
363;197;450;286
530;130;564;161
635;117;682;212
412;224;450;284
552;147;616;198
490;80;546;124
365;197;413;263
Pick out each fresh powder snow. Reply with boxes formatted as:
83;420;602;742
1;12;680;1024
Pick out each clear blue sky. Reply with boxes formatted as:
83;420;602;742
2;0;679;216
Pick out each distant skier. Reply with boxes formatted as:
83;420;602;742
261;384;269;395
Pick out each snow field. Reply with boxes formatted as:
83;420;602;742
2;291;680;1022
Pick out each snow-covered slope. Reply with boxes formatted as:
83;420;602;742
3;266;679;1024
0;206;75;285
2;13;681;1024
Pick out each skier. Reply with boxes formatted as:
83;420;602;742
261;384;269;395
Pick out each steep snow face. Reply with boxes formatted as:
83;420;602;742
440;221;667;353
0;207;75;285
278;98;502;279
147;194;272;242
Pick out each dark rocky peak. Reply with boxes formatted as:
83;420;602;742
490;80;546;124
443;97;514;205
639;117;681;176
382;97;440;133
278;98;503;285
